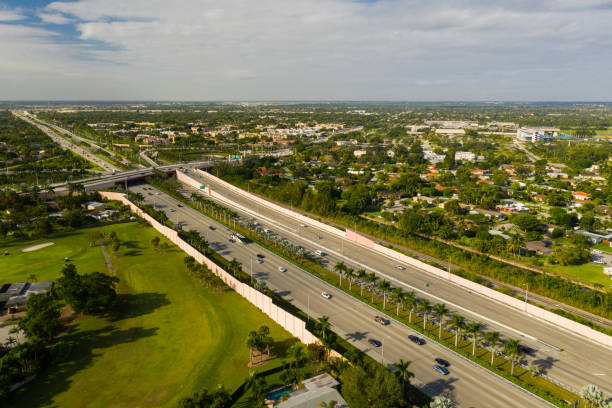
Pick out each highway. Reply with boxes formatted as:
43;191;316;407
129;182;554;408
184;170;612;397
12;111;121;173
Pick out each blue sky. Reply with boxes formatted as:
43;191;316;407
1;0;612;101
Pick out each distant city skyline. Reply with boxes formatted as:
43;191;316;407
1;0;612;101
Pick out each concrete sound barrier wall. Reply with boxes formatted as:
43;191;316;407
99;191;319;346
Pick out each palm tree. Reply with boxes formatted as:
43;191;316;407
288;343;305;378
433;303;449;339
391;287;404;315
245;371;267;406
503;339;523;376
378;280;391;309
580;384;606;408
430;395;455;408
392;359;414;394
356;269;367;296
228;258;242;275
418;299;431;331
484;331;501;365
334;261;346;286
507;235;525;256
404;291;417;323
449;314;465;347
246;331;261;365
318;401;338;408
465;322;483;356
317;316;331;340
345;268;355;291
366;272;378;303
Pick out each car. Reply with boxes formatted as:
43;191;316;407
256;259;263;264
256;253;265;258
408;335;426;345
374;315;390;325
263;228;272;233
395;265;405;270
177;203;183;207
170;209;175;212
321;292;332;299
315;250;326;256
368;339;382;347
433;365;449;375
209;226;216;230
435;358;450;367
299;223;306;227
278;267;287;272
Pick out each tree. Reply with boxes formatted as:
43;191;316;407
340;364;404;408
449;314;465;347
418;299;431;331
433;303;449;339
316;315;331;340
581;384;606;408
405;291;417;323
512;213;541;232
318;401;338;408
287;343;305;379
367;272;378;303
55;263;119;314
18;293;61;343
465;322;483;356
378;280;391;310
357;269;367;297
484;331;501;365
246;331;260;365
431;395;455;408
390;287;404;316
392;359;414;394
254;279;268;292
245;371;268;407
503;339;523;376
334;261;346;286
178;387;232;408
345;268;355;291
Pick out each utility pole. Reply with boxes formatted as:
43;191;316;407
524;283;529;311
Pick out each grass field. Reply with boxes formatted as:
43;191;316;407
550;262;612;288
1;223;296;407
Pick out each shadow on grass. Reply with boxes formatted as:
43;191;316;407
106;292;171;322
9;325;159;408
271;337;299;360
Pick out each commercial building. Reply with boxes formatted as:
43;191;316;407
516;127;559;142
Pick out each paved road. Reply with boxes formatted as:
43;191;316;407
186;170;612;397
130;182;554;408
12;111;120;173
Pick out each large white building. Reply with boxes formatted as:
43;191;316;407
455;151;476;162
423;150;446;163
516;127;559;142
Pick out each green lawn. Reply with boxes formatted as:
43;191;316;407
593;242;612;254
2;223;296;407
551;262;612;288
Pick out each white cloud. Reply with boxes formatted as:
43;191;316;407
1;0;611;100
0;8;25;21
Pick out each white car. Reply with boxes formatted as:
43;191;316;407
315;250;326;256
321;292;332;299
395;265;405;270
278;267;287;272
256;259;263;264
592;249;603;254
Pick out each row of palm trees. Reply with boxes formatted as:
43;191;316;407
332;261;527;376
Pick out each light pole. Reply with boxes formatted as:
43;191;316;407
524;283;529;311
307;293;310;324
381;335;391;365
250;257;253;285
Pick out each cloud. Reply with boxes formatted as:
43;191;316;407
0;0;611;100
0;8;25;21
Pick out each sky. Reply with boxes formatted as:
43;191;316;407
1;0;612;101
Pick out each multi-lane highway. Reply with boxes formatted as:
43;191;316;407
12;111;121;173
183;170;612;397
130;182;554;408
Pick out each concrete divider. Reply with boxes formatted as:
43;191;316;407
181;173;612;349
100;191;319;346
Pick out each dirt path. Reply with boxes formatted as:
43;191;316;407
100;237;113;272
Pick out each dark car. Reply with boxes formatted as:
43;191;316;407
177;203;183;207
256;253;265;258
435;358;450;367
408;335;425;345
209;226;216;230
368;339;382;348
375;315;390;325
433;365;449;375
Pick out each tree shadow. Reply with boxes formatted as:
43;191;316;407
9;325;158;407
106;293;170;322
532;356;558;374
276;290;291;297
345;331;369;342
271;337;300;359
422;377;457;400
